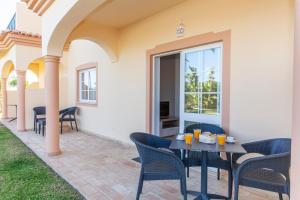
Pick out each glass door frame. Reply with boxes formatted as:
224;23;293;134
179;42;223;132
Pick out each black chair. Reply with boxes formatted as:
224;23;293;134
233;138;291;200
37;119;46;136
130;132;187;200
59;107;78;134
33;106;45;133
184;123;233;198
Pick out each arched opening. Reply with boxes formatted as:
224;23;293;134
27;58;45;89
6;70;38;90
2;60;15;79
1;60;15;119
6;58;45;90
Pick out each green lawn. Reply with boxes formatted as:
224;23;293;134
0;124;85;200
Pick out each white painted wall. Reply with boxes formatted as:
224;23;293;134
63;0;293;144
16;2;41;34
66;39;139;143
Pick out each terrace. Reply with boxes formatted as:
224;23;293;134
1;120;286;200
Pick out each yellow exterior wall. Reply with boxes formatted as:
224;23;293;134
120;0;294;142
28;63;39;89
64;0;294;144
59;51;70;109
38;62;45;88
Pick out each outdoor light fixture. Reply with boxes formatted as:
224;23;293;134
176;22;185;37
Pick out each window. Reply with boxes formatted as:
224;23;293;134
77;64;97;105
180;43;223;130
184;45;222;116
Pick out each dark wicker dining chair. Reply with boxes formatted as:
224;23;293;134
233;138;291;200
33;106;45;133
130;132;187;200
184;123;233;198
59;107;78;134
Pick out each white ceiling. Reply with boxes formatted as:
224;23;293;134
86;0;185;28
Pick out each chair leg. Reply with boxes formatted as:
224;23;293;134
35;121;38;133
38;124;41;134
75;120;78;132
61;121;63;134
180;179;184;195
234;184;239;200
136;169;144;200
217;168;220;180
186;167;190;177
228;169;233;199
180;177;187;200
181;178;187;200
279;193;283;200
70;121;73;130
42;124;45;136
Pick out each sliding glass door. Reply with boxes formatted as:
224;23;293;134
179;43;223;132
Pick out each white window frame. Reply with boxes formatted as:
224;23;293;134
179;42;223;131
77;63;98;105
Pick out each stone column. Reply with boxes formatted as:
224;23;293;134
291;0;300;199
16;70;26;131
1;78;8;119
44;55;61;156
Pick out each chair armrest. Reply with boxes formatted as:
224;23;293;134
138;144;185;175
242;140;272;155
232;153;246;163
59;108;68;115
61;110;73;119
235;152;290;181
242;139;290;155
152;136;171;149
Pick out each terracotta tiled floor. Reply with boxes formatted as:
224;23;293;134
0;120;287;200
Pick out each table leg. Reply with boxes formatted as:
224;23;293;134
201;151;208;194
194;151;209;200
227;152;233;199
190;151;231;200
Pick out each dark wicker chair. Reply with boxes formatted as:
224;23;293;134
33;106;45;133
184;123;233;198
59;107;78;134
130;132;187;200
233;138;291;200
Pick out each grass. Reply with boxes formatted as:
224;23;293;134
0;124;85;200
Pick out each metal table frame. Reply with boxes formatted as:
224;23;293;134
170;139;246;200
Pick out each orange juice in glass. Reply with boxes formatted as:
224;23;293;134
193;129;201;140
217;134;226;145
185;133;193;145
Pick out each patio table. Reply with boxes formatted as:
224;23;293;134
169;138;246;200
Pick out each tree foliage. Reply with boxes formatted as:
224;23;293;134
184;65;219;115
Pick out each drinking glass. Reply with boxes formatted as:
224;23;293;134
217;134;226;145
193;129;201;140
185;133;193;145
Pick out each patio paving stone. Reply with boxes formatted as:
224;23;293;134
0;119;288;200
